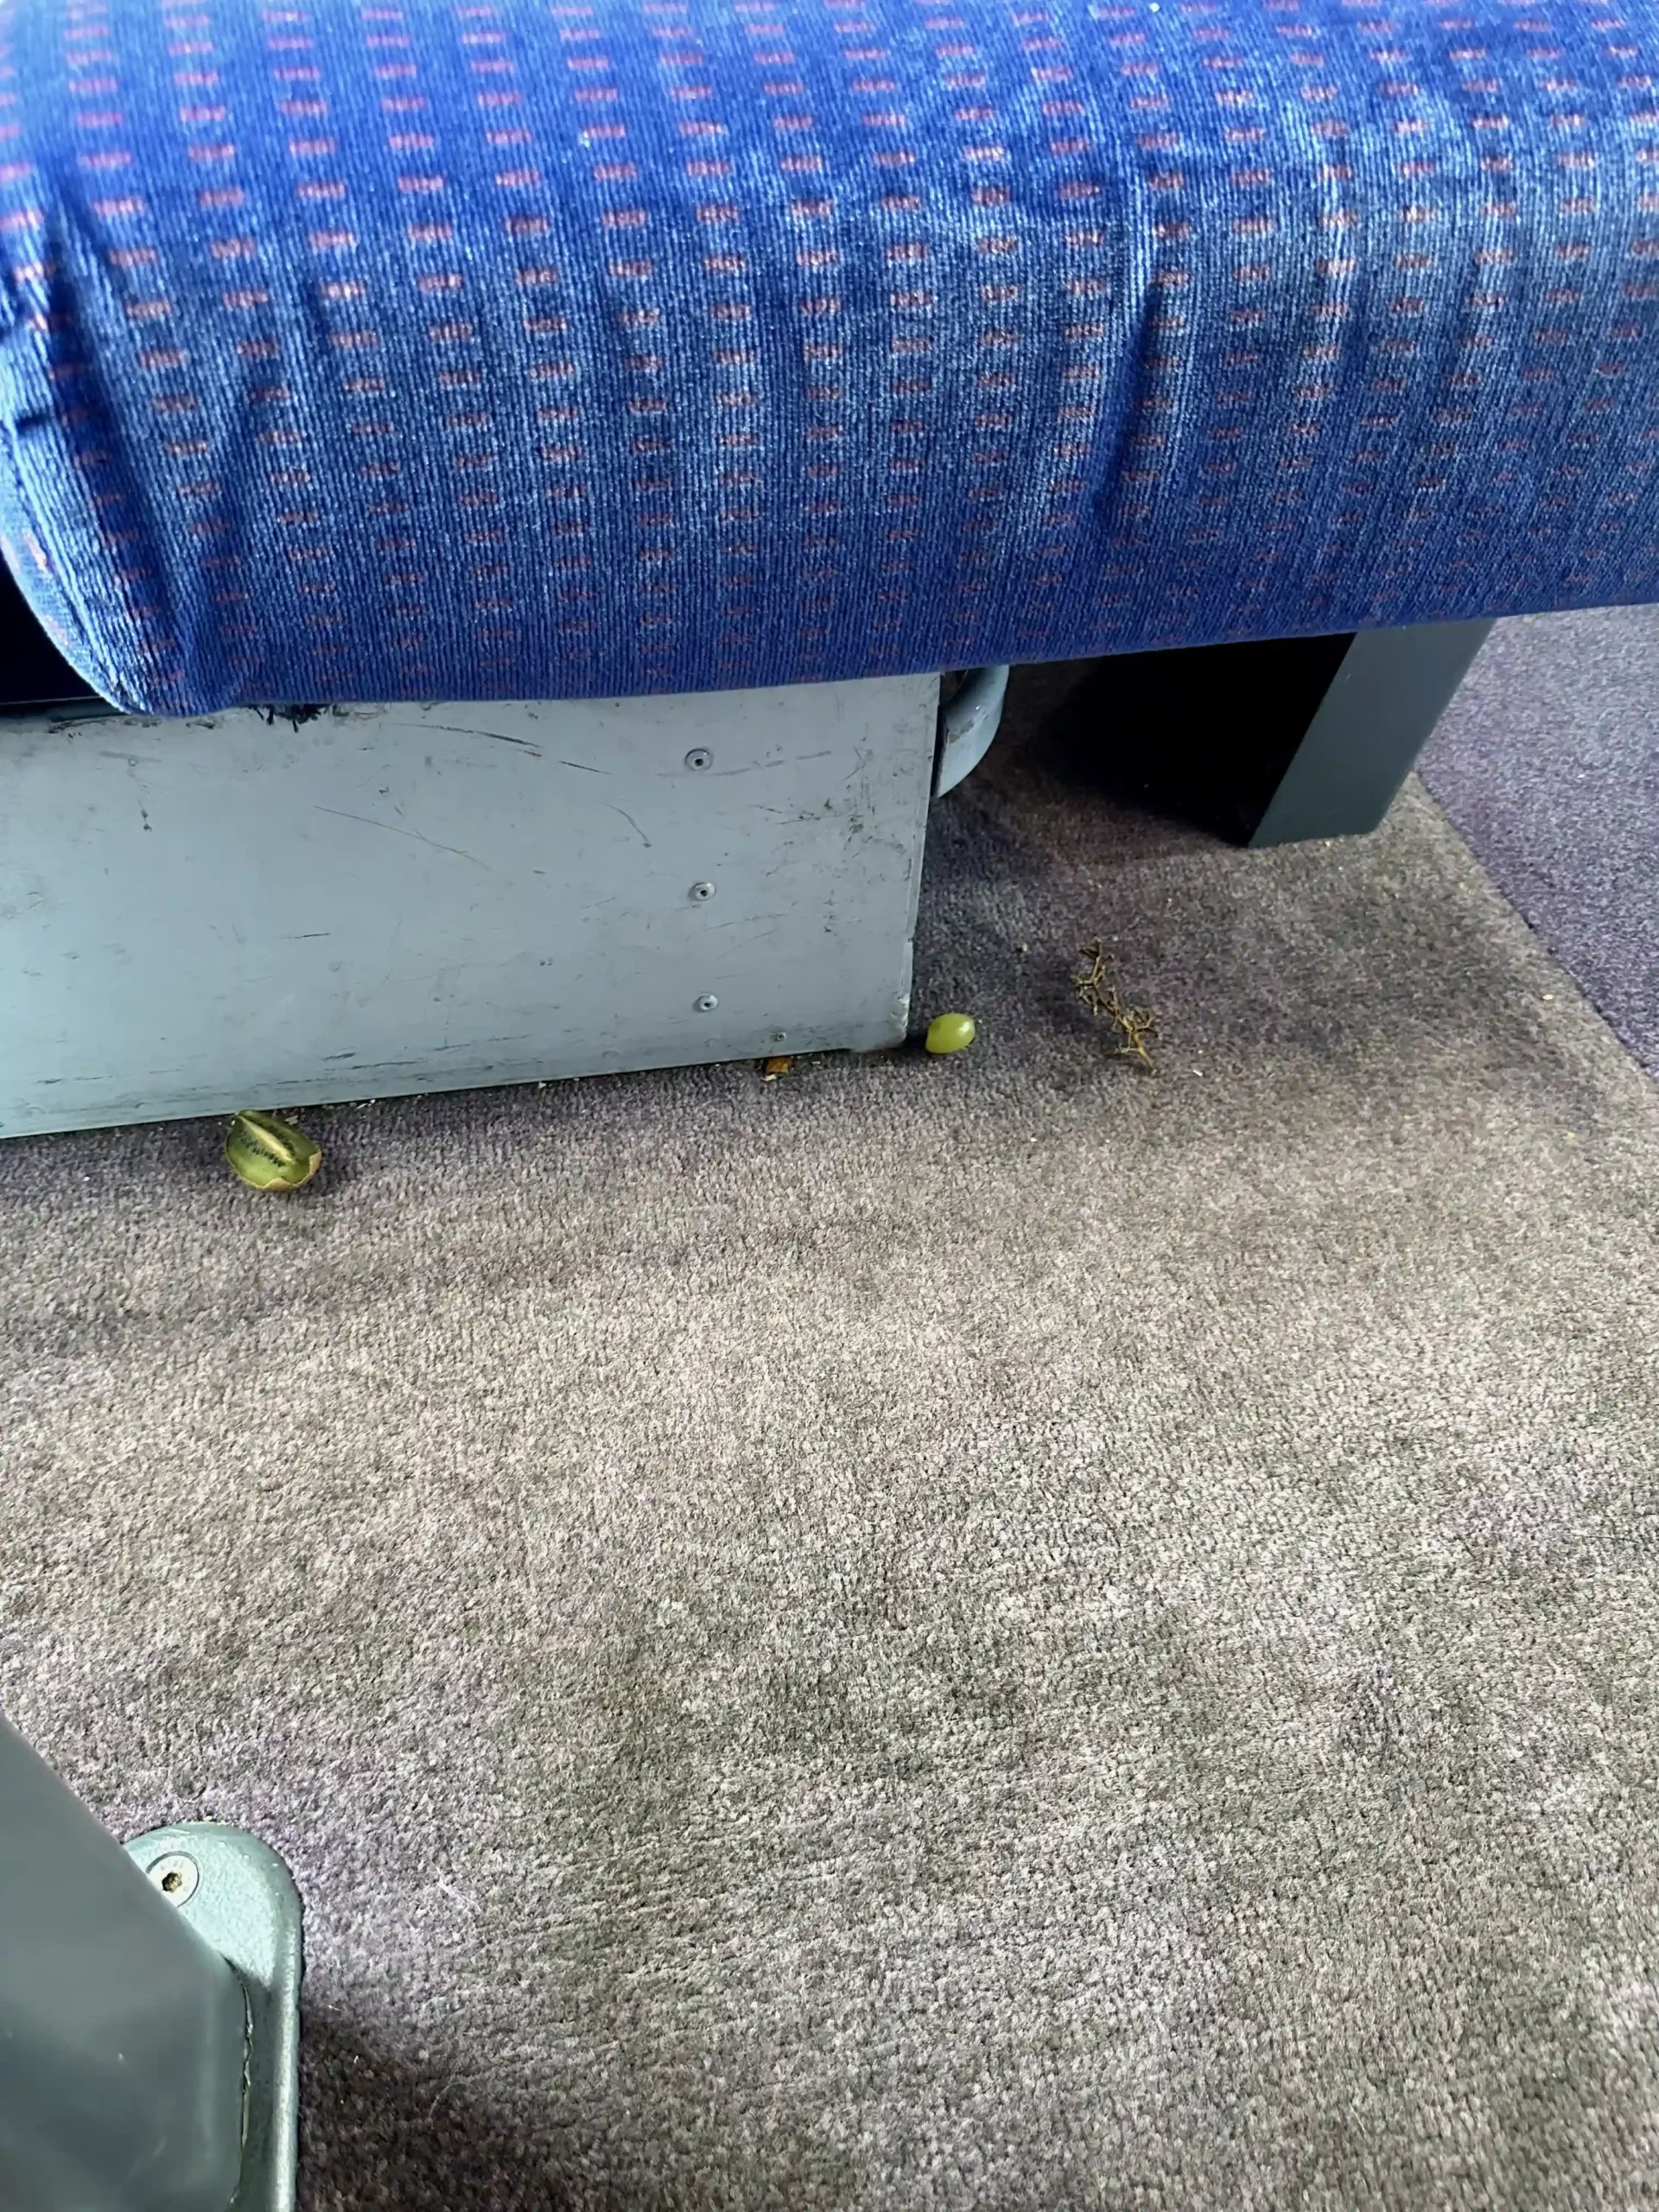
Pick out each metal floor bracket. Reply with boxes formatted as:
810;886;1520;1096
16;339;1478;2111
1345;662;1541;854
124;1825;303;2212
934;664;1010;797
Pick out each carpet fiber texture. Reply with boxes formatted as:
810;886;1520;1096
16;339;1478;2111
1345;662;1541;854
3;661;1657;2210
1422;605;1659;1085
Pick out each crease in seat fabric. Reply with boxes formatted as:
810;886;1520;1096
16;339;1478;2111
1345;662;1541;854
3;0;1659;715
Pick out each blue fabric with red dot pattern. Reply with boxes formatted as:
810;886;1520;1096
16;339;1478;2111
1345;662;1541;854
2;0;1657;713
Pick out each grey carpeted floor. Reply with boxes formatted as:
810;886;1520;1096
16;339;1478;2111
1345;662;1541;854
1423;605;1659;1083
3;658;1658;2210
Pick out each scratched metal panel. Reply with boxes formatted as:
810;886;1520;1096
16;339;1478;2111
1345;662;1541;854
0;677;938;1137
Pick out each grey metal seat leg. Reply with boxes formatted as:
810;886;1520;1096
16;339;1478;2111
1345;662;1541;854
0;1717;302;2212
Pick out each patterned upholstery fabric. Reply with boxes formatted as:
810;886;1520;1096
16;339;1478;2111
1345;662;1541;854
2;0;1657;715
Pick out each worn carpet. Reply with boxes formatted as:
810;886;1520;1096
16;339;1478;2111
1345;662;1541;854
3;658;1657;2211
1422;604;1659;1084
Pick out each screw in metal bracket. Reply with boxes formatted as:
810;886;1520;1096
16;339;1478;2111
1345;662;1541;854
143;1850;200;1906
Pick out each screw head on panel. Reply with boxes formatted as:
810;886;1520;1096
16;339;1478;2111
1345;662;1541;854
684;747;713;772
144;1851;200;1905
690;881;715;903
696;995;720;1013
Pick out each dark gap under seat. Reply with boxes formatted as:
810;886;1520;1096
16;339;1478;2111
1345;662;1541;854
0;559;101;714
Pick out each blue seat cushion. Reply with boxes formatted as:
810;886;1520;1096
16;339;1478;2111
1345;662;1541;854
3;0;1658;715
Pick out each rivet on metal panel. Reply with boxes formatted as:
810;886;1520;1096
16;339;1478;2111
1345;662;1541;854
770;1031;789;1045
690;881;715;903
684;747;713;772
696;995;720;1012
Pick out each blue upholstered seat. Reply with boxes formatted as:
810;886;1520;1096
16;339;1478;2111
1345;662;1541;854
3;0;1657;715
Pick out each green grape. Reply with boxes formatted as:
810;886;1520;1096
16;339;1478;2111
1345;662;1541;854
925;1012;977;1055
